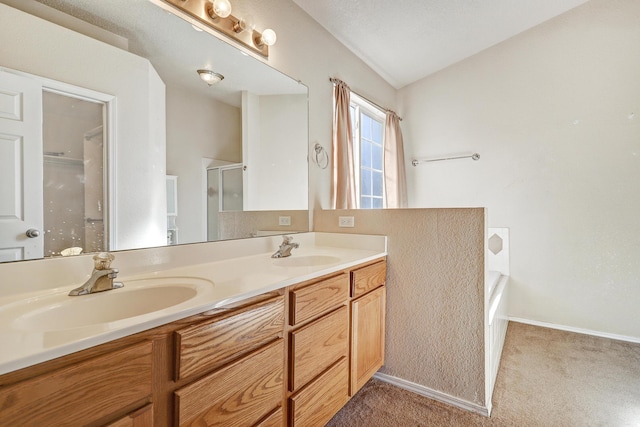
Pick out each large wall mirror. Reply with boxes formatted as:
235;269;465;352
0;0;309;263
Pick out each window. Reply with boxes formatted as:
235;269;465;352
350;93;385;209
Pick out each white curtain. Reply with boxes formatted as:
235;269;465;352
384;111;408;208
331;79;357;209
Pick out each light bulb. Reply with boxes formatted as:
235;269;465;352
261;28;277;46
212;0;231;18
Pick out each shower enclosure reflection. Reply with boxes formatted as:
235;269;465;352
207;164;243;241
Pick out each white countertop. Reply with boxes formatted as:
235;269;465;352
0;232;386;375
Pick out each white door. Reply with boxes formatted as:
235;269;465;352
0;71;43;262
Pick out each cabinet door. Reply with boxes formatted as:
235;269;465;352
351;286;386;395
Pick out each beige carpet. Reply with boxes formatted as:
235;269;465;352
327;322;640;426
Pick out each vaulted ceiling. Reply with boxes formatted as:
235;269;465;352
292;0;590;88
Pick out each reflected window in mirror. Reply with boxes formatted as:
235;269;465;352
349;94;386;209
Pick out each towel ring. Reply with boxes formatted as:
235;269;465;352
313;143;329;169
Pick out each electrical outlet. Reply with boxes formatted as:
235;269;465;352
338;216;355;227
279;216;291;226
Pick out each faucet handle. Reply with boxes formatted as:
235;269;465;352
93;252;115;270
282;235;293;244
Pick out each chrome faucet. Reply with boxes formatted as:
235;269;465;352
69;252;124;296
271;235;299;258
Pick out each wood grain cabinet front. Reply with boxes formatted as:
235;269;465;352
0;341;152;426
289;305;349;392
351;260;387;298
174;339;284;427
350;285;386;395
106;404;154;427
289;358;349;427
174;295;284;381
289;273;349;326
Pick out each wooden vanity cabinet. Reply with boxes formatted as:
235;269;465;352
0;257;387;426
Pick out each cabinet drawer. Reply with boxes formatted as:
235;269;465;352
0;341;152;426
289;358;349;427
106;404;153;427
175;339;284;427
351;260;386;298
290;305;348;392
175;295;284;380
290;273;349;325
255;407;283;427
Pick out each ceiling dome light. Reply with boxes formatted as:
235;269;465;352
211;0;232;18
197;69;224;86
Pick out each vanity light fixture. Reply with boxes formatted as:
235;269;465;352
254;28;277;47
208;0;232;19
157;0;277;57
197;69;224;86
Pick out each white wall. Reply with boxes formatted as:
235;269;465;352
166;85;242;244
400;0;640;339
0;3;167;251
243;94;308;210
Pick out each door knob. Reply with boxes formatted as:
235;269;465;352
26;228;41;238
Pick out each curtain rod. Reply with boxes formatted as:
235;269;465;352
330;77;402;121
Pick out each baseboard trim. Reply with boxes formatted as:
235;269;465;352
373;373;490;417
509;317;640;344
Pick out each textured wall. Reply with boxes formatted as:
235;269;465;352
315;208;486;406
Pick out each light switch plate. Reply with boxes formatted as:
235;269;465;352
338;216;355;227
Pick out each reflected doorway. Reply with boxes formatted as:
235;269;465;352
42;90;107;257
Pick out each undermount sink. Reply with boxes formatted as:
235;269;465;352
8;277;214;331
273;255;341;267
